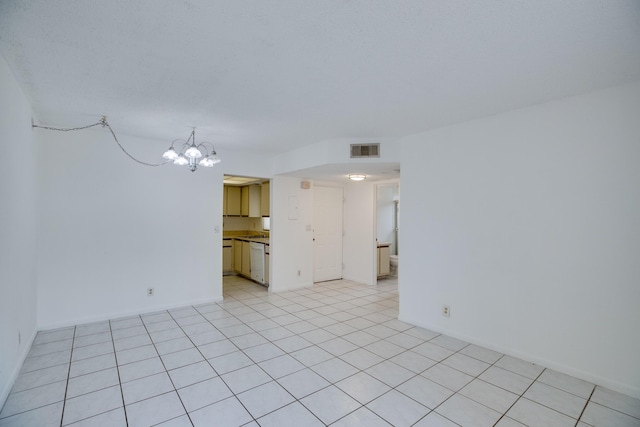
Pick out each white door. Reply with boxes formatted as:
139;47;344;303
313;186;343;282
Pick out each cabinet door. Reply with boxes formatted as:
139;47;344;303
223;185;228;215
241;186;249;216
234;240;242;273
223;246;233;272
226;186;242;216
261;182;270;217
378;246;390;276
249;185;261;217
241;241;251;276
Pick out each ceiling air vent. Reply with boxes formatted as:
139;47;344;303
350;143;380;158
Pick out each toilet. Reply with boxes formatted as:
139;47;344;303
389;255;398;276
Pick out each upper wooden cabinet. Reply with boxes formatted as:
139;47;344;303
224;185;242;216
248;185;261;217
241;186;249;216
224;183;264;217
261;181;270;217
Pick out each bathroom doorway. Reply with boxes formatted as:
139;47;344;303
376;181;400;281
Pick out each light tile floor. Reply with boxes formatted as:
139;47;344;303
2;276;639;427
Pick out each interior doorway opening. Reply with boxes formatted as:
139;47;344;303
376;181;400;282
222;175;271;295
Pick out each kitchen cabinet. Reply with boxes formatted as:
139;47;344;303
241;186;249;216
241;185;261;217
377;244;390;277
223;238;233;274
241;241;251;277
249;185;261;217
234;240;242;273
225;185;242;216
261;181;270;217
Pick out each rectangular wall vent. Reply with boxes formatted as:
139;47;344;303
350;143;380;158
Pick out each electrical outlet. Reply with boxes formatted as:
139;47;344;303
147;288;154;296
297;270;301;276
442;305;450;317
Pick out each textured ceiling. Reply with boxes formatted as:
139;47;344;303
1;1;639;155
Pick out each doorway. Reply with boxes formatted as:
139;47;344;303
376;182;400;282
222;175;270;294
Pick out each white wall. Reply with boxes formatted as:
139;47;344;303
36;128;223;328
399;81;640;398
343;181;377;285
270;175;314;291
0;54;38;405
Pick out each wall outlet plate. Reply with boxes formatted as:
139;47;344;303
442;305;450;317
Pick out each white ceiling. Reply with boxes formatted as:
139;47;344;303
1;1;639;158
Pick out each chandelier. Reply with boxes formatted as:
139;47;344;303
162;129;221;172
32;117;221;173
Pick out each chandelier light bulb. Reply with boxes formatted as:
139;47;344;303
185;145;202;159
162;147;178;160
199;157;214;167
174;154;188;165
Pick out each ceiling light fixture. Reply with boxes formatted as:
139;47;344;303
348;174;366;181
33;117;221;172
163;129;221;172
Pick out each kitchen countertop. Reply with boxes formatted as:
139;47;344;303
229;236;270;244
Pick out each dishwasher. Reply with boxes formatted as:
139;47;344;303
249;242;265;285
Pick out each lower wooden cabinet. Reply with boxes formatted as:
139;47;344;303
377;245;390;277
234;240;242;273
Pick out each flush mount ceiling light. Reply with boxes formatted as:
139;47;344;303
162;129;221;172
32;117;221;172
348;174;366;181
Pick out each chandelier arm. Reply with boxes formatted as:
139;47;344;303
197;142;215;156
179;142;192;153
169;139;185;150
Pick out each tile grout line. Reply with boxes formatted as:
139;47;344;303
574;385;595;427
58;325;76;427
185;304;326;426
394;342;492;427
140;311;194;426
490;366;546;427
164;307;231;426
109;318;130;427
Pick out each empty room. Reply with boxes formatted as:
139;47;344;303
1;1;639;426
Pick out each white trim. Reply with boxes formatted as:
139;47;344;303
0;328;37;408
37;296;223;331
398;314;640;400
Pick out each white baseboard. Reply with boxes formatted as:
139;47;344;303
38;296;223;331
397;314;640;401
0;328;37;410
